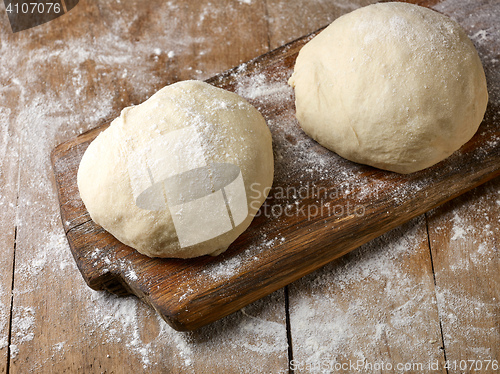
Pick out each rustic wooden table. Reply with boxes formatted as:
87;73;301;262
0;0;498;373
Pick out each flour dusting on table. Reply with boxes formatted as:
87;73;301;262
288;217;445;369
1;0;498;370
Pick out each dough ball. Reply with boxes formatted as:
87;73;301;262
77;80;274;258
288;2;488;174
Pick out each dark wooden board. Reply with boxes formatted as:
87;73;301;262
52;23;500;331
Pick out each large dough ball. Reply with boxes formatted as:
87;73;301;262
288;2;488;174
77;80;274;258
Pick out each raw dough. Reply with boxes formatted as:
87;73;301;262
288;2;488;173
77;80;274;258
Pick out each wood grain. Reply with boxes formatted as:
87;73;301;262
52;14;500;331
0;56;19;374
1;0;498;371
265;0;376;49
288;217;448;373
7;0;289;372
427;178;500;368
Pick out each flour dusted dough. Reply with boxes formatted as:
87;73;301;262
77;80;273;258
288;2;488;173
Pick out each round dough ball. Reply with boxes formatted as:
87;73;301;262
288;2;488;174
77;80;274;258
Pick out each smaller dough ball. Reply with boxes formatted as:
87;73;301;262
77;80;274;258
288;2;488;174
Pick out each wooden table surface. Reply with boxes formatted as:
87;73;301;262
0;0;498;373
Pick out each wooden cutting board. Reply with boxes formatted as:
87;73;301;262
51;20;500;331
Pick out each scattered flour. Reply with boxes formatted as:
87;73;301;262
0;1;292;367
0;0;497;371
11;306;36;344
450;212;472;241
289;217;445;370
71;288;288;371
436;287;500;358
236;72;292;101
9;344;19;360
52;341;65;352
